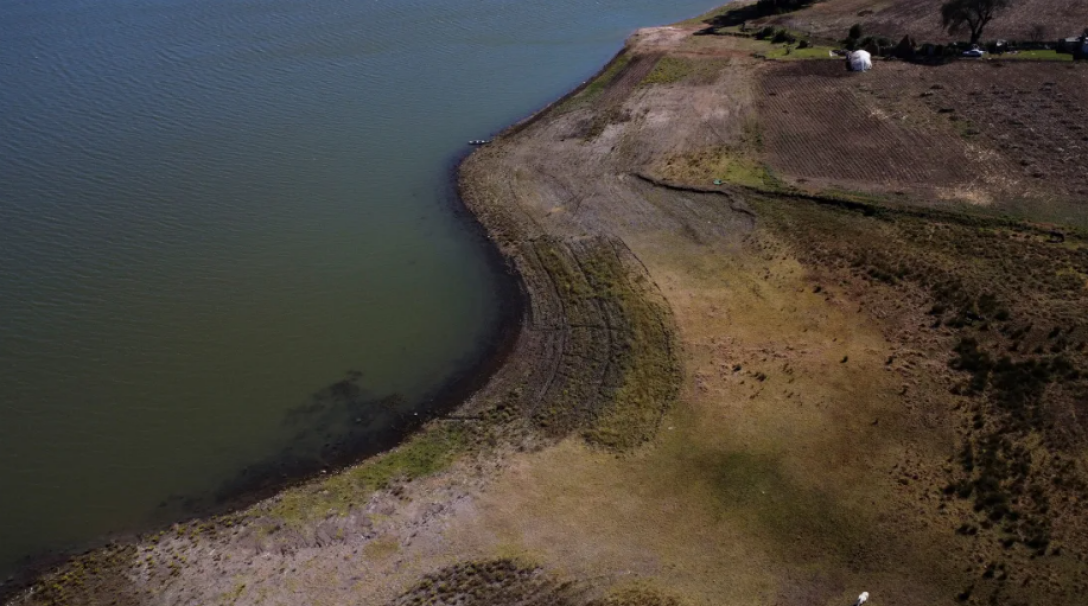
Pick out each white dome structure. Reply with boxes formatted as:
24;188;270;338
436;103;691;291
848;50;872;72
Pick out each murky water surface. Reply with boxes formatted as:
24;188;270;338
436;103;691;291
0;0;718;579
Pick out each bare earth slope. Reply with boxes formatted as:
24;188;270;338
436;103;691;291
9;10;1088;606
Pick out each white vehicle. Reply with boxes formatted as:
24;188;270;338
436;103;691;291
962;48;986;58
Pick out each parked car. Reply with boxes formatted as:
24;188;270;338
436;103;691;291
962;48;986;58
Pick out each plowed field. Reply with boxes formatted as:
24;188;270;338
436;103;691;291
759;61;978;196
765;0;1088;43
758;60;1088;221
917;62;1088;202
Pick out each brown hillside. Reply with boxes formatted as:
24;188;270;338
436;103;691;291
764;0;1088;43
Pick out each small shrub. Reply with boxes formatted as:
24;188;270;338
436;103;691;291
755;25;776;40
771;29;796;44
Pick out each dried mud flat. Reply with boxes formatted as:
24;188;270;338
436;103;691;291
9;9;1088;606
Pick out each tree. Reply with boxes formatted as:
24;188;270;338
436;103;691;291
842;23;863;50
940;0;1011;45
1027;23;1048;43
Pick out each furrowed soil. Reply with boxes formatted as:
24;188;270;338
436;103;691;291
756;60;1088;224
759;0;1088;44
9;7;1088;606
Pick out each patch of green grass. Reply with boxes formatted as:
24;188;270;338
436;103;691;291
559;54;632;112
583;54;631;98
818;187;892;207
265;424;466;524
641;56;695;85
24;545;139;605
703;24;748;36
641;56;733;87
585;265;680;450
661;147;785;192
724;156;780;189
762;44;837;60
530;238;680;450
999;50;1073;61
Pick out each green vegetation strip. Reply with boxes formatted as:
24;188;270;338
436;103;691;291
266;424;466;524
760;44;837;60
557;54;633;112
997;50;1073;61
530;237;680;450
641;56;696;86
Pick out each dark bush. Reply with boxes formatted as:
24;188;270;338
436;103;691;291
755;0;817;17
896;35;917;59
771;29;796;44
706;0;817;27
951;337;993;393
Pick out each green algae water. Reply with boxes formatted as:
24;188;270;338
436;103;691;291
0;0;719;582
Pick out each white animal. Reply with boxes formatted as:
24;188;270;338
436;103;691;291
855;591;870;606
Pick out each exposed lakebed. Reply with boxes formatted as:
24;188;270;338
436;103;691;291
0;0;718;581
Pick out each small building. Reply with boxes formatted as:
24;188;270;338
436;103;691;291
847;50;872;71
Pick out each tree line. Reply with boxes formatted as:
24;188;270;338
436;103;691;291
940;0;1010;45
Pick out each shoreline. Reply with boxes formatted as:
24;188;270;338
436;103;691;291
0;22;658;604
2;23;684;599
0;147;530;606
10;1;1088;603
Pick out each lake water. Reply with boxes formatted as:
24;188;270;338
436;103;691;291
0;0;718;581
